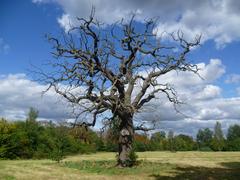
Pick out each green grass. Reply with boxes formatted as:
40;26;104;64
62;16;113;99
63;160;177;176
0;151;240;180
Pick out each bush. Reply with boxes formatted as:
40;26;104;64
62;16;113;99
0;118;99;160
50;148;64;163
127;149;138;166
227;138;240;151
134;141;149;152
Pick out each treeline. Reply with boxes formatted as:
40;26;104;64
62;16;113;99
0;108;102;160
133;122;240;152
1;108;240;160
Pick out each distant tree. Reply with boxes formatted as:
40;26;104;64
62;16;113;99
214;122;224;140
227;124;240;151
227;124;240;141
174;134;196;151
27;107;39;122
69;125;95;144
167;130;174;140
227;138;240;151
134;133;150;151
0;118;17;159
93;134;105;151
101;117;120;152
151;131;166;141
8;121;32;158
0;117;99;160
196;128;213;150
173;136;186;151
25;108;40;156
150;131;167;151
38;10;201;167
49;125;69;163
211;121;225;151
167;130;175;152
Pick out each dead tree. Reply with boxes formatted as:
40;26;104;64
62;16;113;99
40;11;200;167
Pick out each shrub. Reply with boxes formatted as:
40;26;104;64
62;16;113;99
126;149;138;167
50;148;64;163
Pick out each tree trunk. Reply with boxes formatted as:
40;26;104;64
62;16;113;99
117;114;134;167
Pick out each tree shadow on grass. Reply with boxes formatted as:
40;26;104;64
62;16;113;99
151;162;240;180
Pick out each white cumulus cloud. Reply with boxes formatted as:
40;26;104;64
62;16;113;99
0;59;239;136
0;74;73;121
136;59;240;135
225;74;240;84
33;0;240;48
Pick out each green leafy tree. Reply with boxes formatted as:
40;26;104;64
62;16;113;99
150;131;166;151
151;131;166;141
49;125;68;163
227;124;240;141
0;119;18;159
27;107;39;122
25;107;40;157
227;124;240;151
211;121;225;151
227;138;240;151
134;133;150;152
196;128;213;150
174;134;196;151
9;121;32;158
0;116;100;160
167;130;175;152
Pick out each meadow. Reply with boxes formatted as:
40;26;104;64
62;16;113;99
0;151;240;180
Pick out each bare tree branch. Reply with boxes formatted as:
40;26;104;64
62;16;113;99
35;11;200;141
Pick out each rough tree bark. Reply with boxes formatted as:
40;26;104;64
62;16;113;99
117;113;134;167
37;9;201;167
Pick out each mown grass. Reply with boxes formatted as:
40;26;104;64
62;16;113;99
0;151;240;180
63;160;177;176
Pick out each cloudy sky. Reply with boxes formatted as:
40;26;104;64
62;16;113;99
1;0;240;136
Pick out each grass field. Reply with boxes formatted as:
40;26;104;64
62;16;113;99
0;151;240;180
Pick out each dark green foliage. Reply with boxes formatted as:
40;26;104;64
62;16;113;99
196;128;213;149
167;130;176;152
94;137;105;151
227;138;240;151
134;140;149;152
211;122;225;151
227;124;240;151
0;119;18;159
149;131;167;151
173;134;197;151
49;125;68;163
227;124;240;141
151;131;166;141
104;141;118;152
0;120;33;159
27;107;38;122
0;119;98;160
50;148;64;163
1;107;240;159
150;131;167;151
0;109;99;160
126;149;138;167
134;133;150;152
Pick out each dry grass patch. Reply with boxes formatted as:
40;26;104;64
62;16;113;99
1;152;240;180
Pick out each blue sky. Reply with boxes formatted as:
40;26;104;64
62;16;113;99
0;0;62;73
1;0;240;136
